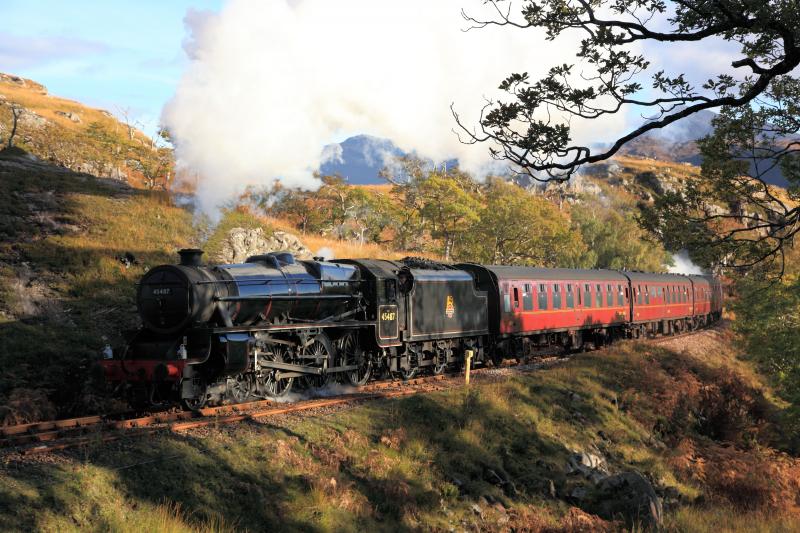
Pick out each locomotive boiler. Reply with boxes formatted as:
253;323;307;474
104;249;369;408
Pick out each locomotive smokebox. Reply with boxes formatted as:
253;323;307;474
178;248;204;266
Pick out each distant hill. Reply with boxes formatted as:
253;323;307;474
320;135;404;184
318;113;716;186
618;110;790;187
618;110;715;165
320;134;458;185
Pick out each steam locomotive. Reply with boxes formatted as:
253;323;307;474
100;249;723;409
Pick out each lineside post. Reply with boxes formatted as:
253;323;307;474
465;350;473;385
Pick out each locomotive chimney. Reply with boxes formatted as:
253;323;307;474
178;248;204;267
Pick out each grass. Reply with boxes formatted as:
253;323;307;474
0;75;143;138
0;161;196;419
0;330;796;532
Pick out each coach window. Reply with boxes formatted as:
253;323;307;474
523;283;533;311
596;284;603;307
502;284;511;313
583;283;591;308
553;284;562;309
566;284;575;308
513;286;521;309
538;284;548;310
666;286;671;304
637;285;642;304
617;284;624;306
606;284;613;306
644;285;650;305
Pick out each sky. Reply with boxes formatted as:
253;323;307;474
0;0;223;134
0;1;743;137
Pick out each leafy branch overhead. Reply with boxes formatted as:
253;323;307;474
455;0;800;181
640;92;800;277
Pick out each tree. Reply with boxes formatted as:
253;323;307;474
127;143;173;190
115;106;140;142
458;179;589;267
456;0;799;273
0;102;24;149
417;171;481;260
573;201;672;271
640;94;799;276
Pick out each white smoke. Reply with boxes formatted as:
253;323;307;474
315;247;334;261
668;249;705;275
164;0;631;214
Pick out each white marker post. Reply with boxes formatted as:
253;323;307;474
465;349;474;385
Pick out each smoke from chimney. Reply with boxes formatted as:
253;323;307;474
163;0;631;215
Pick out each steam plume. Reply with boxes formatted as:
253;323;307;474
164;0;629;214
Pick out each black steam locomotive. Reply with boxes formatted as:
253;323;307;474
101;249;722;409
102;250;489;408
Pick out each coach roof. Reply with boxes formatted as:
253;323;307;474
623;271;693;283
470;265;629;282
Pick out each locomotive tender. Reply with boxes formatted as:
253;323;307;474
101;250;723;408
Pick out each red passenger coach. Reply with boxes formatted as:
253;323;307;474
459;265;632;354
625;273;692;319
689;275;724;326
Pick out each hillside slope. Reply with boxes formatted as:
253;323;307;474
0;153;196;420
0;72;171;190
1;327;796;531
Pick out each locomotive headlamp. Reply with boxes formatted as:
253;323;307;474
178;337;188;360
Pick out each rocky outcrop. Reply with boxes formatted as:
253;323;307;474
635;170;677;196
55;110;81;123
545;173;603;200
215;227;313;264
18;110;48;130
592;472;663;529
565;449;664;529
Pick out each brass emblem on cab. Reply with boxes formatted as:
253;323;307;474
445;295;455;318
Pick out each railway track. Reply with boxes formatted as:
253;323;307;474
0;327;712;456
1;374;455;455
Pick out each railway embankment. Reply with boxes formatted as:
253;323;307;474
1;325;797;532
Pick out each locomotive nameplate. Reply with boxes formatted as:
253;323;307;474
378;304;399;340
153;288;172;296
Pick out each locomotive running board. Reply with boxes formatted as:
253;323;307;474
212;320;374;334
